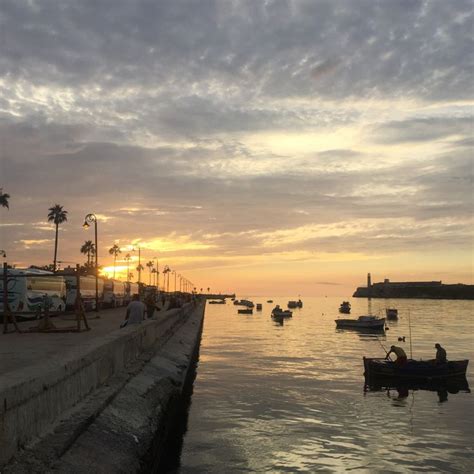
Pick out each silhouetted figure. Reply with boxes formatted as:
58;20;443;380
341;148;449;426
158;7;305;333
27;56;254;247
435;343;447;364
145;293;156;319
386;345;408;366
123;294;146;326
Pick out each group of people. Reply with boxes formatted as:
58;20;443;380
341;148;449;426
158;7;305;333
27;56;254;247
385;343;447;366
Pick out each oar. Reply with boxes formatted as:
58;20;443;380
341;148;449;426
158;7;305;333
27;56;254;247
376;337;391;359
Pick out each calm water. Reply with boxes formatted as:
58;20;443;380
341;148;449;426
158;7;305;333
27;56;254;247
176;297;474;473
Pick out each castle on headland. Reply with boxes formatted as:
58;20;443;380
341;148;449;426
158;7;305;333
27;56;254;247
353;273;474;300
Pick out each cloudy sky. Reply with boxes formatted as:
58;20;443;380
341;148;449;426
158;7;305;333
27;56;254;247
0;0;472;295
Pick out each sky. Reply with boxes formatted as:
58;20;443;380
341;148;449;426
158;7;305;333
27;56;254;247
0;0;473;296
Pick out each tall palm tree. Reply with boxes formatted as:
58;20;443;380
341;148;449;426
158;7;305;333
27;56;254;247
108;244;121;279
80;240;95;266
0;188;10;209
47;204;68;272
136;264;144;283
146;261;154;285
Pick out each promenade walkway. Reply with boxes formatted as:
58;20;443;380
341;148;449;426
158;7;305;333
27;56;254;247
0;307;144;378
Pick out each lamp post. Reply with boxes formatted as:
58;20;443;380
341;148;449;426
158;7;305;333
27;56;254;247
125;253;131;282
172;270;177;293
83;213;99;312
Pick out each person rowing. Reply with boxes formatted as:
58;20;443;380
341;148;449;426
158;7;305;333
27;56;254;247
385;345;408;366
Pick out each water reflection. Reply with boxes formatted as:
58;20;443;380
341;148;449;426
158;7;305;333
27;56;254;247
177;297;474;473
364;377;471;404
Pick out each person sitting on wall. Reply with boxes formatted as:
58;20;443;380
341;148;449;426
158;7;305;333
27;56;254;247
121;294;146;327
435;343;447;364
385;345;408;366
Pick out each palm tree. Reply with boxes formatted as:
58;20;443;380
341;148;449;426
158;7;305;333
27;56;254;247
108;244;121;279
47;204;68;272
80;240;95;266
146;261;154;285
136;264;144;283
0;188;10;209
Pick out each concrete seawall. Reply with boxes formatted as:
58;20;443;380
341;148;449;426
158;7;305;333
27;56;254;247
1;300;205;471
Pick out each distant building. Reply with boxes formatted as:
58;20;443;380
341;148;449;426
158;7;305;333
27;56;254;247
353;275;473;300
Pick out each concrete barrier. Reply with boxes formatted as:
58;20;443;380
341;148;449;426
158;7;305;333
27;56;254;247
0;302;201;467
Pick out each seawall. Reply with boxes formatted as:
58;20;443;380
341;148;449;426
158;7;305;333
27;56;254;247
1;300;205;471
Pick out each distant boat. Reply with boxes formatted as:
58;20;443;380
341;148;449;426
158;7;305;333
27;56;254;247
238;308;253;314
256;303;262;310
335;315;385;329
272;305;292;318
234;299;254;307
208;300;226;304
339;301;351;314
267;300;273;303
385;308;398;320
287;299;303;309
363;357;469;381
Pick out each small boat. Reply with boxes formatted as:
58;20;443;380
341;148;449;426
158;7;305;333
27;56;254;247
363;357;469;381
339;301;351;314
287;299;303;309
267;300;273;303
208;300;226;304
238;308;253;314
272;305;292;318
256;303;262;310
386;308;398;320
335;315;385;329
234;299;254;308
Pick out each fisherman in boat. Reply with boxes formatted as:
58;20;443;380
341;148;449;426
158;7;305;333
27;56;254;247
435;343;447;364
385;345;408;366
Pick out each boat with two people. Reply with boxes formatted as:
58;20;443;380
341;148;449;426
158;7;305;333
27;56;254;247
363;357;469;381
287;299;303;309
385;308;398;320
335;315;385;330
339;301;351;314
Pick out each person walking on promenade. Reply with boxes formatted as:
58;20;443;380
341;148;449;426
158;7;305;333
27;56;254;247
385;345;408;366
435;343;447;364
123;294;146;326
145;292;157;319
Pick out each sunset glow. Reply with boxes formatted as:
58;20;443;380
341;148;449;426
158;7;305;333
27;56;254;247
1;0;472;295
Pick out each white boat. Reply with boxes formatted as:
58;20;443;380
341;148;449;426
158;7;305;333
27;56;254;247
335;315;385;329
234;299;254;308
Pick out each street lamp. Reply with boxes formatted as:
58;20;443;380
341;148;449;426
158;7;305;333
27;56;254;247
83;213;99;312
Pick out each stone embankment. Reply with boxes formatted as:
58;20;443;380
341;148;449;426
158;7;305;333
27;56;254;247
0;299;205;472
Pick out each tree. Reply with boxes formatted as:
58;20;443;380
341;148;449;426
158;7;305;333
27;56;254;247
108;244;121;279
0;188;10;209
146;261;154;285
47;204;68;272
80;240;95;266
136;264;144;283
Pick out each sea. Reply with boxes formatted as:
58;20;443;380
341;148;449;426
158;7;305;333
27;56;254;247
167;297;474;473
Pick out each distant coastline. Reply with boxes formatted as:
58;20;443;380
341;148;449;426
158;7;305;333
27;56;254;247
353;277;474;300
